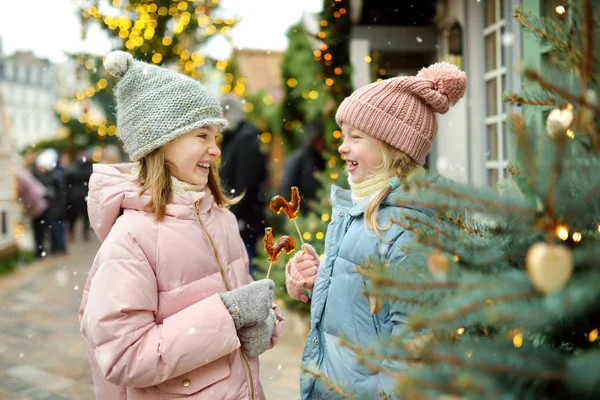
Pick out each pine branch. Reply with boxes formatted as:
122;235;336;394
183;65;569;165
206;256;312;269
544;140;567;241
581;0;594;93
414;180;539;216
511;113;536;188
563;180;600;222
302;368;359;400
358;268;461;290
408;290;540;329
512;8;568;51
342;339;564;382
525;70;600;114
344;341;488;396
391;217;451;239
446;214;484;237
504;93;565;108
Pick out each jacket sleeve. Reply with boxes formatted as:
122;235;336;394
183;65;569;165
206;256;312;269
377;230;418;399
80;231;240;388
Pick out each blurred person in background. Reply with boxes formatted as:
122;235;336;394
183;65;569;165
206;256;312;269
100;144;124;164
219;94;267;276
14;165;50;257
66;151;93;241
279;121;326;214
34;149;68;254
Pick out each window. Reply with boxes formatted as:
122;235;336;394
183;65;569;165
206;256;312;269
4;60;13;80
1;210;6;236
484;0;509;186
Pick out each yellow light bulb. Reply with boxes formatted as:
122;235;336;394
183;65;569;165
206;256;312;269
555;5;566;14
321;214;330;222
567;129;575;139
513;333;523;348
316;232;325;240
456;327;465;335
303;232;312;240
556;225;569;241
572;232;582;242
308;90;319;99
589;328;598;342
364;56;372;63
287;78;298;88
259;132;272;144
152;53;163;64
333;130;342;139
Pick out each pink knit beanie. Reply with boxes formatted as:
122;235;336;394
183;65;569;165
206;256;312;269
335;62;467;165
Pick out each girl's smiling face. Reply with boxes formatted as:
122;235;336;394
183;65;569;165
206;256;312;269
338;123;384;183
163;125;221;187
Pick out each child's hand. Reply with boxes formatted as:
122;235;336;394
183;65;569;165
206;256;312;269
292;244;320;284
220;279;274;330
238;309;277;357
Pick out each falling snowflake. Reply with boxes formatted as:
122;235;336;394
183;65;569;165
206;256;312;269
74;285;80;291
189;327;196;334
436;157;449;173
416;37;423;43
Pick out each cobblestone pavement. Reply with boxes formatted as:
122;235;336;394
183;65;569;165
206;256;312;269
0;238;306;399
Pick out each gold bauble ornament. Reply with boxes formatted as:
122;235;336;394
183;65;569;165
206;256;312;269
545;108;574;138
526;243;573;294
428;252;449;281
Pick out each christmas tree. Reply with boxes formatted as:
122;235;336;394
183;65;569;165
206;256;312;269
254;0;353;313
53;0;235;159
316;1;599;399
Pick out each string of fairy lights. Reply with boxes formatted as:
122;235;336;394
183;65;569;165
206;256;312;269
58;0;245;161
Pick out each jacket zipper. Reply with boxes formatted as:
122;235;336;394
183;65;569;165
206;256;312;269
194;201;255;400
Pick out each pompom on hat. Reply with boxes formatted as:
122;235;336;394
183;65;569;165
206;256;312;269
103;50;227;161
335;62;467;165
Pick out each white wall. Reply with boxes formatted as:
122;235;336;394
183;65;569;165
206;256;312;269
431;0;470;184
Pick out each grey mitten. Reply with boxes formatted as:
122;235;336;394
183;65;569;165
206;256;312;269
219;279;274;330
239;309;276;357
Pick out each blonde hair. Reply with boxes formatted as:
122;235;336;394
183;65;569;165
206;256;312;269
364;142;422;240
137;147;239;221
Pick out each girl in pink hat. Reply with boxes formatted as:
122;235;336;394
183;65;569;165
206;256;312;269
285;62;467;399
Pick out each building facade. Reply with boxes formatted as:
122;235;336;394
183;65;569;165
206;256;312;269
0;47;58;151
347;0;564;187
0;89;16;255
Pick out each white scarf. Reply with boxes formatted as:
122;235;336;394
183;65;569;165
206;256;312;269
348;171;397;204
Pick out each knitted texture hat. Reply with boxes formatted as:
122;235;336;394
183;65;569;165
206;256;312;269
335;62;467;165
103;51;227;161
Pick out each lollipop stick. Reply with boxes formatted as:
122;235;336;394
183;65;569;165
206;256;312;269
293;220;305;246
266;261;273;280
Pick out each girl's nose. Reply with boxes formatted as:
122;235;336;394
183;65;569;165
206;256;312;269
338;141;348;155
208;144;221;158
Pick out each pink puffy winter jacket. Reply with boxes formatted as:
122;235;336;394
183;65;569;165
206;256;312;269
79;163;283;400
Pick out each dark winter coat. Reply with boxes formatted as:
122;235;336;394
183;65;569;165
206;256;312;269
34;168;68;220
279;146;325;212
219;122;267;242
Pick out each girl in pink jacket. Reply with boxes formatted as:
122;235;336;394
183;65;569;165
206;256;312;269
79;51;283;400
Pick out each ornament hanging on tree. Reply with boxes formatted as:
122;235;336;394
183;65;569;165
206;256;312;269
545;108;574;138
428;252;449;282
526;242;573;294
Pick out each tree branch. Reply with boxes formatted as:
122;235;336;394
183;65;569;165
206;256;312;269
525;70;600;114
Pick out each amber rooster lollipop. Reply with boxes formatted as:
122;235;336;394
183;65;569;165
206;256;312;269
270;186;304;245
264;227;296;279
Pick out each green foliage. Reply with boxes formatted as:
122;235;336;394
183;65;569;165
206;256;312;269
255;0;354;317
47;0;230;155
0;248;35;275
280;22;328;150
355;2;600;399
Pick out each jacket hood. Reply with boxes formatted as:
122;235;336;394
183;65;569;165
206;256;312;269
88;163;213;242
